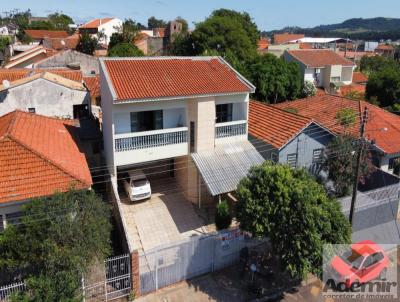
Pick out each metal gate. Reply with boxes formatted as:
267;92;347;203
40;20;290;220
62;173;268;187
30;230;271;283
139;228;263;295
84;254;131;301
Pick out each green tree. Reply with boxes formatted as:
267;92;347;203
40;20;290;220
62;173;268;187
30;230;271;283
148;16;166;29
366;66;400;108
335;108;357;129
108;42;144;57
76;33;97;55
236;162;351;279
359;55;398;76
108;19;141;51
215;201;232;230
175;16;189;33
48;13;74;31
247;54;302;103
0;189;111;301
302;80;317;97
323;134;372;197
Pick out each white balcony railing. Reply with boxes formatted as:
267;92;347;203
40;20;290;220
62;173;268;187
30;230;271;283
215;120;247;139
115;127;188;152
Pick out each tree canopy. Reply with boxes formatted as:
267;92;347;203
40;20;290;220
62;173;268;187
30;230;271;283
76;33;98;55
366;66;400;109
323;134;372;197
0;189;111;301
236;162;351;279
148;16;167;29
247;54;302;103
108;42;144;57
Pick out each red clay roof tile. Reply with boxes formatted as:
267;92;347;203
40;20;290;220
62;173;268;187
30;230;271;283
275;95;400;154
103;57;253;101
287;49;356;67
84;75;100;98
0;69;83;83
0;111;92;204
24;30;69;39
274;33;305;45
80;18;114;29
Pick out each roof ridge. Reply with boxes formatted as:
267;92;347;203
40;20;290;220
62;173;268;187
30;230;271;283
258;100;312;122
8;123;90;187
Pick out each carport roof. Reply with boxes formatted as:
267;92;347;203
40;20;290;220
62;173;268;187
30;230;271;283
191;141;264;196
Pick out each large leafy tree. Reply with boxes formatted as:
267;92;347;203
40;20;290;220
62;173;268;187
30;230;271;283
236;162;351;279
48;13;74;31
248;54;302;103
0;190;111;301
108;19;142;53
323;134;373;197
366;66;400;108
108;42;144;57
147;16;167;29
359;55;398;75
76;33;98;55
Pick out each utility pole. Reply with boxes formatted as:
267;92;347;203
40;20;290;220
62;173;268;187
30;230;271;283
349;107;369;225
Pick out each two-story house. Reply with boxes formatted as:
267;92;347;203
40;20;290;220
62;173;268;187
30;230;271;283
100;57;264;208
283;49;356;89
79;18;122;45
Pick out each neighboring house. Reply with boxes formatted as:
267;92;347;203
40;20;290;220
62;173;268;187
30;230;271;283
340;71;368;96
275;94;400;174
79;18;122;45
24;30;69;44
4;45;56;69
0;110;92;230
375;44;395;58
273;33;304;45
248;100;334;173
0;71;90;119
284;49;356;89
267;44;300;58
257;38;269;54
42;33;80;51
100;56;264;207
34;49;100;75
0;68;83;83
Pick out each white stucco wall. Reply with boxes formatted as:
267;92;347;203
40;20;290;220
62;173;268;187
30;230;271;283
0;78;89;118
98;19;123;44
341;66;354;84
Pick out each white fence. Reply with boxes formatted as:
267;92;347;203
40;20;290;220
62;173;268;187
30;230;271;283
139;228;264;295
0;282;26;301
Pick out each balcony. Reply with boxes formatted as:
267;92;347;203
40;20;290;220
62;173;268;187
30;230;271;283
215;120;247;144
114;127;188;166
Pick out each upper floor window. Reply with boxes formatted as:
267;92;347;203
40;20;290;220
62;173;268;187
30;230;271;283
216;104;233;123
28;108;35;113
131;110;163;132
287;153;298;168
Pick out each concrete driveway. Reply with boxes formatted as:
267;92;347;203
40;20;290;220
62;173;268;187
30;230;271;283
118;177;208;253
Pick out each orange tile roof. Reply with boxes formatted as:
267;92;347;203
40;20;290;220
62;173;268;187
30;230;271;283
0;111;92;204
103;57;254;101
80;18;114;29
287;49;356;67
340;84;366;96
153;28;166;38
45;34;80;50
376;44;395;51
274;95;400;154
274;33;305;45
257;38;269;50
84;75;100;98
0;69;83;83
249;100;313;149
24;30;70;39
353;72;368;83
299;43;313;50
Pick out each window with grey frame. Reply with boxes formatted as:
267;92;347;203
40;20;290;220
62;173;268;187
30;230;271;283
271;151;279;163
130;110;163;132
287;153;297;168
6;212;23;226
312;148;324;165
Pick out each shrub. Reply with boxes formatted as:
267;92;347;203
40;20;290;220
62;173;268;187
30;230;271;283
215;201;232;230
302;80;317;97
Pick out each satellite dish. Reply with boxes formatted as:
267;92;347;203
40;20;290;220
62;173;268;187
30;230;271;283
2;80;10;88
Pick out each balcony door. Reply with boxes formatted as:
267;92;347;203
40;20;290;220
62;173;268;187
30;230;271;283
130;110;163;132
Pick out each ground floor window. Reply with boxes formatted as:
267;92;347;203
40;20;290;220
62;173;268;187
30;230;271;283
312;148;324;164
287;153;298;168
6;212;23;226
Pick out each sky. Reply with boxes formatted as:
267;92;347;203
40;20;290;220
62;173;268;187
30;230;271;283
1;0;399;31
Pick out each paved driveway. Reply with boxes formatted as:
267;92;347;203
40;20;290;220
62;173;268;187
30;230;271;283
119;177;208;252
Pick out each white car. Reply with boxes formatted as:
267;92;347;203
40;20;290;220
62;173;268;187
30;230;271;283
123;170;152;202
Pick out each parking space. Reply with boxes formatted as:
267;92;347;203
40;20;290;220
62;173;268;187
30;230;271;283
118;168;209;253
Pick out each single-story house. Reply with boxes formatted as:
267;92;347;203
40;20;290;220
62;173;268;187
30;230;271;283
0;71;90;119
0;110;92;230
248;100;334;172
275;94;400;174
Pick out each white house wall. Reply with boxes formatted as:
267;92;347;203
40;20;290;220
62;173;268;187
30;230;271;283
98;19;123;44
0;78;89;118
